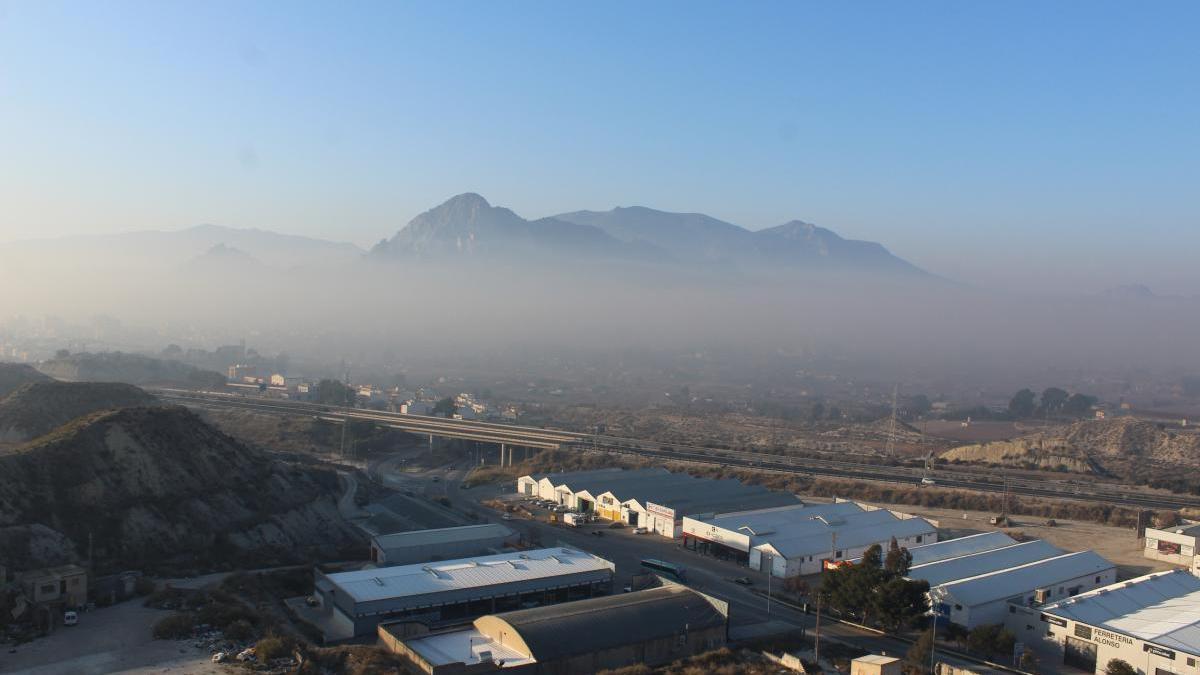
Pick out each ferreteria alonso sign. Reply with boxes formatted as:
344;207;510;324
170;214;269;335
1093;628;1135;649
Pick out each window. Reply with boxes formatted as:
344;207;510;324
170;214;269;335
835;550;843;558
915;535;924;543
40;584;56;595
1095;576;1102;583
1187;658;1195;668
954;604;962;611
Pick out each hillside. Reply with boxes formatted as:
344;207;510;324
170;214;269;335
0;380;159;444
37;352;225;388
0;362;52;398
0;406;361;573
942;417;1200;475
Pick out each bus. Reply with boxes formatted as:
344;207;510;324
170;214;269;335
640;558;687;581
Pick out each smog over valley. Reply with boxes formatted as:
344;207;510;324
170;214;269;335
1;3;1198;675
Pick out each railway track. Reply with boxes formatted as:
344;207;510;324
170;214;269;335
157;388;1200;512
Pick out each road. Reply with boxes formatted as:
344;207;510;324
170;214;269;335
160;388;1200;512
406;462;1018;673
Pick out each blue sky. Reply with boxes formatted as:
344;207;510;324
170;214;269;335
1;1;1197;292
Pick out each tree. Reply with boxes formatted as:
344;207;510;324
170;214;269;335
967;624;1016;659
884;537;913;578
874;577;930;630
433;396;457;417
54;348;71;359
316;379;355;406
905;628;935;674
1039;387;1069;415
1063;393;1098;417
1008;389;1037;419
908;394;933;416
1105;659;1137;675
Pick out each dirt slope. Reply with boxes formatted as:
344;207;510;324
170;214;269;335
0;406;361;573
0;380;160;443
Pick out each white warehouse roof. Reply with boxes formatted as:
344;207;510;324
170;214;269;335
327;548;614;604
909;540;1064;587
940;550;1114;606
372;523;515;550
698;501;865;537
758;510;937;559
906;532;1018;566
1041;570;1200;655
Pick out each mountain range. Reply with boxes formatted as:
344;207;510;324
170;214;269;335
370;193;929;277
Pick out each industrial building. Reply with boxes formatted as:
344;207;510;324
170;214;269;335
908;539;1065;587
313;548;615;641
682;500;938;577
904;531;1018;566
516;468;798;537
370;524;517;566
929;549;1116;629
1031;569;1200;674
1143;521;1200;571
381;584;729;674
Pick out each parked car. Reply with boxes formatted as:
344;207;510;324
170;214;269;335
732;576;753;586
501;513;513;520
62;611;78;626
591;530;604;537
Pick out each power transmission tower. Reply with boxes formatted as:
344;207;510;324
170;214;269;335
885;384;899;458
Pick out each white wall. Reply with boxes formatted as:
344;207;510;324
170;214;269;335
1145;527;1199;567
939;566;1117;629
681;517;753;553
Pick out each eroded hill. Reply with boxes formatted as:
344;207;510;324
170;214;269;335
0;362;51;398
0;380;160;443
0;406;361;573
942;417;1200;485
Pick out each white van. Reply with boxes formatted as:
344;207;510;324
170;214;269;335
63;611;78;626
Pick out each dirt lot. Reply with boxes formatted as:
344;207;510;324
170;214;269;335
0;600;220;675
921;420;1025;443
805;495;1176;579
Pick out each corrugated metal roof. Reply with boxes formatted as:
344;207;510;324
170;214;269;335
699;501;865;537
909;540;1063;587
906;532;1018;566
372;523;515;551
534;468;798;517
327;548;614;603
940;550;1114;606
755;509;937;559
484;585;726;661
1042;570;1200;655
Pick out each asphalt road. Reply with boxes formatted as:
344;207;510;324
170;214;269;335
159;388;1200;512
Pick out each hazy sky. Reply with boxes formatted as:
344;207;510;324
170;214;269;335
1;1;1197;292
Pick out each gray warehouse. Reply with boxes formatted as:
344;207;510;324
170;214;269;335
370;524;518;566
383;584;729;674
314;547;615;641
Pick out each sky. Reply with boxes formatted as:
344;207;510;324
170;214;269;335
1;1;1198;293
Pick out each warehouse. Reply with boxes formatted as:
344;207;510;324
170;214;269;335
1033;570;1200;674
381;584;728;675
905;531;1018;566
313;548;615;641
370;524;518;566
929;550;1116;629
752;512;937;577
907;539;1064;587
516;468;798;537
682;501;936;576
1143;521;1200;570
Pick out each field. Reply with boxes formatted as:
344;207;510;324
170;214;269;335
920;420;1024;443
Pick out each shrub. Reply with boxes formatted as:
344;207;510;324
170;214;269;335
256;635;291;662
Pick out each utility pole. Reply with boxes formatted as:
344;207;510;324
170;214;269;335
766;558;772;616
339;421;347;458
816;531;837;667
